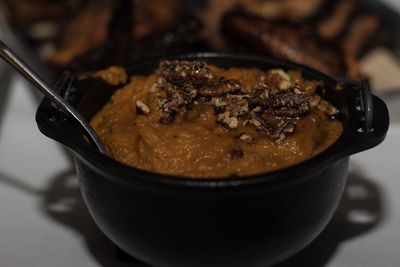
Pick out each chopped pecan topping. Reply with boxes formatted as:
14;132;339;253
270;103;310;118
265;91;310;108
210;97;228;113
238;134;254;144
253;85;271;99
250;89;311;118
251;115;277;139
275;121;296;141
268;69;292;90
217;111;239;129
150;77;165;93
310;94;322;107
252;115;297;141
310;94;338;116
158;78;199;124
248;84;280;107
293;84;304;95
159;98;177;124
225;98;249;118
155;60;338;141
159;89;193;124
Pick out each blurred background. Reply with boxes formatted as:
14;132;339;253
0;0;400;86
0;1;399;267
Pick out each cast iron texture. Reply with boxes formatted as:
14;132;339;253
36;53;389;267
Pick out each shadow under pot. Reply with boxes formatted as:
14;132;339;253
36;53;389;267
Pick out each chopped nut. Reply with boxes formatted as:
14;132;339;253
251;115;296;141
226;99;249;117
252;106;262;113
211;97;227;107
266;91;310;108
270;104;310;118
150;83;159;93
217;111;239;129
210;97;228;113
274;122;296;142
293;85;303;95
269;69;292;90
227;94;251;99
239;134;254;144
154;61;338;141
310;95;322;107
161;60;214;87
199;79;242;97
279;80;291;91
317;99;339;116
257;90;311;118
253;84;271;99
136;100;150;115
150;77;165;93
190;89;198;98
249;118;262;127
278;134;286;141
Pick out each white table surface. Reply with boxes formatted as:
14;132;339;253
383;0;400;11
0;71;399;267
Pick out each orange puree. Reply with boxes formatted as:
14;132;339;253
91;63;343;178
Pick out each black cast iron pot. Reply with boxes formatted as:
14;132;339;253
36;53;389;267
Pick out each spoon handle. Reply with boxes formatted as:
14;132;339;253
0;40;109;156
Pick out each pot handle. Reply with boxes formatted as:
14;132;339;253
36;73;105;159
339;79;389;156
360;80;374;133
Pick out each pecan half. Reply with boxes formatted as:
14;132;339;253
251;115;296;141
265;91;310;108
268;90;310;118
269;102;310;118
199;79;242;97
161;60;214;88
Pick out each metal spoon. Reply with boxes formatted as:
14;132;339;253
0;40;109;156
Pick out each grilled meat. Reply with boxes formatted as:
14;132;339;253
222;12;347;77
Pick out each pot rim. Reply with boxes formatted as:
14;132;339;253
36;52;390;190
